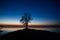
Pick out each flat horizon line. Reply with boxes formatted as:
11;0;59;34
0;24;60;28
0;24;60;25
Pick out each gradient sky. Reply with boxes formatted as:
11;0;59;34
0;0;60;25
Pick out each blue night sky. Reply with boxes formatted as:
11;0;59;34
0;0;60;25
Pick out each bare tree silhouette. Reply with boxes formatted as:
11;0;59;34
20;13;32;29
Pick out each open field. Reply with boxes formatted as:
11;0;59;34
0;24;60;36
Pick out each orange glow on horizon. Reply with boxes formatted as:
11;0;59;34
0;23;58;25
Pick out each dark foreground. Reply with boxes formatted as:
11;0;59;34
0;28;60;40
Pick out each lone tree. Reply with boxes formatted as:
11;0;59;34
20;13;32;29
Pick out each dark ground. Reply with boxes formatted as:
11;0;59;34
0;28;60;40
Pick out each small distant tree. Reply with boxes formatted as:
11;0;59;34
20;13;32;29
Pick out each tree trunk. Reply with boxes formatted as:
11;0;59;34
25;22;28;29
